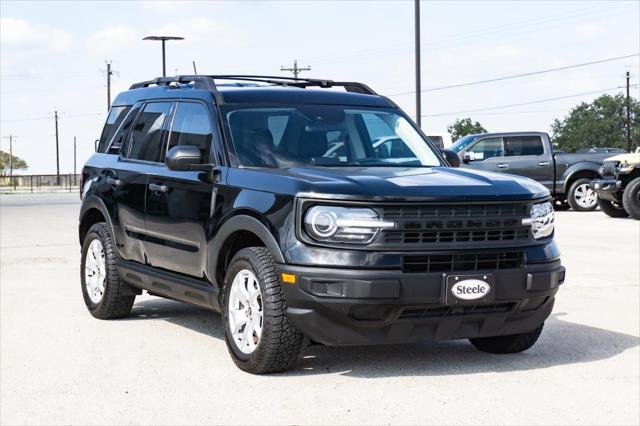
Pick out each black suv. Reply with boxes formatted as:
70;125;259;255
79;75;565;374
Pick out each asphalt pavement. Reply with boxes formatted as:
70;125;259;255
1;193;638;425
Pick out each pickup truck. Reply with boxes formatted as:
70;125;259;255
451;131;612;211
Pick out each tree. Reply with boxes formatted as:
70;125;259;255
550;93;639;152
447;118;488;142
0;150;28;175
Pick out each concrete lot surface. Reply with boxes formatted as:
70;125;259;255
1;193;639;425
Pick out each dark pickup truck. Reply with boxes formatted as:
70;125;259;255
451;132;612;211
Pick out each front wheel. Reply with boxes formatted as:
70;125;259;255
222;247;303;374
567;178;598;211
470;323;544;354
622;177;640;220
597;198;629;218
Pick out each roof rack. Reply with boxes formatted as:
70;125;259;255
128;74;378;104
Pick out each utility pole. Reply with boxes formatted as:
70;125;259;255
625;69;631;152
280;60;311;79
143;36;184;77
54;111;60;185
415;0;422;128
2;134;17;179
106;60;113;111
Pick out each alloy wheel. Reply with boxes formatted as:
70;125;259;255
228;269;263;355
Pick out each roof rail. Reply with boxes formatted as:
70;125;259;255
128;74;378;104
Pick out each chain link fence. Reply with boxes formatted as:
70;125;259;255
0;174;81;193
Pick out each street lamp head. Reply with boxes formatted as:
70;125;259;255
143;36;184;41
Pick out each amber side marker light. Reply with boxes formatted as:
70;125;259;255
281;273;296;284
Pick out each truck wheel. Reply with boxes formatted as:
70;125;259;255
622;177;640;220
469;323;544;354
597;199;629;218
567;178;598;211
222;247;303;374
81;223;135;319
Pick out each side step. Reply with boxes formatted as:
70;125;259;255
117;260;220;312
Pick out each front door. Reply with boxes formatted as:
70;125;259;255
144;101;216;278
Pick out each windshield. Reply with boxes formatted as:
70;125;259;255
223;106;442;168
450;134;478;153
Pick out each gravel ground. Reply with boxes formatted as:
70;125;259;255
1;193;638;425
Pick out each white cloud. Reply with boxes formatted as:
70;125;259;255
574;23;605;41
87;25;137;55
0;17;72;51
148;17;246;46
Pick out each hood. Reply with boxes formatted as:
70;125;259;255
604;152;640;164
227;166;549;201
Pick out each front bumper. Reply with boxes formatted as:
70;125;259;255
277;260;565;346
591;178;622;201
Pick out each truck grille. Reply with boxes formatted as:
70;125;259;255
398;302;517;319
378;202;532;248
402;251;524;273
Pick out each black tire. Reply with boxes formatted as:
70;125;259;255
597;198;629;218
622;177;640;220
222;247;303;374
81;222;135;319
567;178;598;211
553;199;571;211
469;323;544;354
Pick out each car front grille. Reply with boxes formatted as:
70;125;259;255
398;302;517;319
377;202;533;248
401;251;524;273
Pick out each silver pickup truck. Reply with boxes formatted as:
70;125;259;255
450;131;614;211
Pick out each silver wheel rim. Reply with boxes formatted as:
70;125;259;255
228;269;263;355
574;183;597;208
85;239;106;304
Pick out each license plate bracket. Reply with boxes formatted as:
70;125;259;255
442;273;496;306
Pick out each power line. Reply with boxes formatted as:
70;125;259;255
389;53;639;96
422;85;638;117
0;112;104;123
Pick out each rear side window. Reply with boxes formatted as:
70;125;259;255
98;106;131;153
124;102;173;162
167;102;213;162
505;136;544;156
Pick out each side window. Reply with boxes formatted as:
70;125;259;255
124;102;173;162
98;106;131;153
504;136;544;156
168;102;213;162
468;137;504;161
427;135;444;149
107;104;141;154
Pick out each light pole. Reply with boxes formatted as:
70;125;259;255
143;36;184;77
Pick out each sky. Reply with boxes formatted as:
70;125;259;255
1;0;639;174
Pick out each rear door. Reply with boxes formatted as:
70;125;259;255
144;100;217;278
503;135;554;189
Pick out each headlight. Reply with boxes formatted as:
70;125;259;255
304;206;395;244
522;201;554;239
619;163;636;173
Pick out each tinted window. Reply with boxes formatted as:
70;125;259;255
267;115;289;147
98;106;131;153
168;102;213;162
505;136;544;156
107;105;141;154
468;137;504;160
125;102;172;162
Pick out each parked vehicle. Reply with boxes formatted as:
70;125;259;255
451;132;612;211
426;132;452;150
79;75;565;374
591;152;640;219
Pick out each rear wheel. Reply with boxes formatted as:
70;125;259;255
597;198;629;218
470;323;544;354
81;223;135;319
222;247;303;374
622;177;640;220
567;178;598;211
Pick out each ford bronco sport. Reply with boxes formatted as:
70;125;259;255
79;75;565;374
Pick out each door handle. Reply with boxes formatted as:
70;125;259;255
538;161;550;166
497;164;509;169
105;177;121;186
149;183;168;193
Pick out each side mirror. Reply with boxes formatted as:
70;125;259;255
441;149;461;167
165;145;203;171
462;151;474;163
